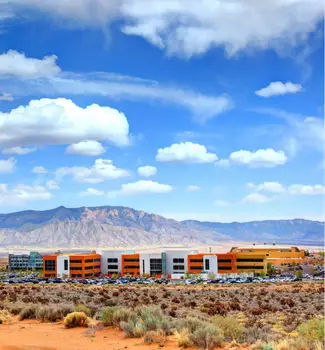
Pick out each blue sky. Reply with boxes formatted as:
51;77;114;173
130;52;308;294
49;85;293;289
0;1;323;222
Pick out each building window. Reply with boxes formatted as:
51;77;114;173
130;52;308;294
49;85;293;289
94;265;100;269
124;265;140;269
45;260;56;271
237;265;264;270
236;258;264;262
64;260;68;270
85;266;94;270
173;258;184;263
218;259;232;263
191;266;203;270
218;266;231;270
71;274;82;278
85;273;93;277
190;259;203;263
150;259;162;273
205;259;210;270
70;266;82;270
173;265;185;270
107;258;118;263
94;258;101;262
124;258;139;262
70;259;82;264
85;259;93;263
107;265;118;270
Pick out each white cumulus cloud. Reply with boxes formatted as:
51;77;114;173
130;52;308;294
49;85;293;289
0;50;61;78
45;180;60;190
109;180;173;197
2;146;36;155
242;193;271;204
255;81;302;98
137;165;157;177
80;187;105;196
0;98;130;148
156;142;218;164
247;181;286;193
0;183;52;205
288;184;325;195
0;158;16;173
32;166;48;174
229;149;287;168
56;159;130;183
66;140;106;156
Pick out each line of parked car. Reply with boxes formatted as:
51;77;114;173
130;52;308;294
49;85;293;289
0;272;323;285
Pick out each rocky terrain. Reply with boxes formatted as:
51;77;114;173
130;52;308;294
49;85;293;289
0;205;323;248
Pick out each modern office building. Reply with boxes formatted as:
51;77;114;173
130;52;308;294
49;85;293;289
229;246;305;266
8;251;43;270
43;252;101;278
187;253;236;274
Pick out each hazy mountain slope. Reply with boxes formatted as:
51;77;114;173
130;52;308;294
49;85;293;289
0;206;323;248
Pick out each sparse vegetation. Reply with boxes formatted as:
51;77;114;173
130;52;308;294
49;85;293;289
64;312;89;328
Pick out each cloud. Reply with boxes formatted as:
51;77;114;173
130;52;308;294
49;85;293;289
45;180;60;190
0;98;130;148
247;181;286;193
242;193;271;204
4;71;232;123
2;146;36;155
288;184;325;195
0;50;60;78
121;0;322;58
80;187;105;196
109;180;173;197
32;166;47;174
187;185;200;191
66;140;106;156
214;200;230;207
0;183;52;205
0;92;13;101
56;159;130;183
255;81;302;97
229;148;287;168
156;142;218;164
252;108;324;156
137;165;157;177
0;158;15;173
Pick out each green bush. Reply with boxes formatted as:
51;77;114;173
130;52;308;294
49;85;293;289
101;306;135;327
64;312;89;328
120;318;146;338
19;305;38;320
175;317;204;334
36;306;61;322
297;318;324;344
190;324;224;349
75;304;93;317
212;315;245;341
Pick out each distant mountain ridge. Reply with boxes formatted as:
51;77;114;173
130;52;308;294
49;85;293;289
0;205;323;248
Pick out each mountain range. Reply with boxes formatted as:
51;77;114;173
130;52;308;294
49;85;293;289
0;205;323;248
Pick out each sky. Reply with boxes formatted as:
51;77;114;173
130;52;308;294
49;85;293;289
0;0;323;222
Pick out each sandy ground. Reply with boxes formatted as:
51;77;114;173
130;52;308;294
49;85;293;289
0;318;252;350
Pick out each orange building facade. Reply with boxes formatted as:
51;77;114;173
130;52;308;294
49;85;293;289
187;253;236;274
121;253;140;276
43;253;101;278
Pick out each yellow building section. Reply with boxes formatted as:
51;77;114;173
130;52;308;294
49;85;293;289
230;246;305;266
233;253;267;274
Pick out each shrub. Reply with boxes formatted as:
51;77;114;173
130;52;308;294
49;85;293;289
19;304;38;320
190;324;224;349
120;318;146;338
174;328;192;348
64;312;89;328
75;304;93;317
212;315;245;341
175;317;204;333
143;329;167;346
297;318;324;344
36;306;61;322
101;306;134;327
137;305;172;333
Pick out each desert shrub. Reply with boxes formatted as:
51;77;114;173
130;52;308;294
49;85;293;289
19;304;38;320
241;325;274;344
120;318;146;338
101;306;135;327
212;315;245;341
190;324;224;349
137;305;172;333
175;317;204;333
0;310;10;323
143;329;167;346
174;328;192;348
297;318;324;345
36;306;61;322
64;312;89;328
6;303;24;315
75;304;93;317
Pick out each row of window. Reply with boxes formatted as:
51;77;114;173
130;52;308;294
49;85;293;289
173;258;184;263
236;258;264;262
123;258;139;262
70;265;100;270
124;265;140;269
70;258;100;264
237;265;264;270
107;265;118;270
107;258;118;263
173;265;184;270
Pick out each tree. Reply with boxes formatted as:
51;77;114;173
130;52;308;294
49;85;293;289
267;263;275;276
208;272;216;279
296;269;303;279
260;271;266;278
